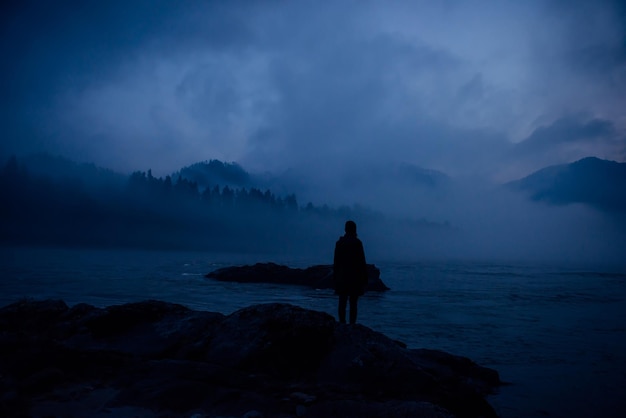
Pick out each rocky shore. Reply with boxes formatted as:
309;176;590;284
0;299;500;418
206;262;390;292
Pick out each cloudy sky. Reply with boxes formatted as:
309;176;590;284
2;0;625;181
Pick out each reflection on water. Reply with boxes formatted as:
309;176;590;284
1;247;625;418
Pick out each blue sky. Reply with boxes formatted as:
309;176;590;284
1;0;625;181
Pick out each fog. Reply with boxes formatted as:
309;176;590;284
1;153;624;266
1;1;625;265
2;1;625;174
316;171;626;265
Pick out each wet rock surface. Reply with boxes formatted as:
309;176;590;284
206;262;390;292
0;299;500;417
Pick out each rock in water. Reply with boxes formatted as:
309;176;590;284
206;262;390;291
0;299;500;418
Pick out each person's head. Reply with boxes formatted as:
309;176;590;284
345;220;357;236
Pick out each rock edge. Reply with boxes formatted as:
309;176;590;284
0;299;500;418
206;262;390;292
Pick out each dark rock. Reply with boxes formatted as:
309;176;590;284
0;299;69;334
207;303;336;378
307;400;455;418
206;262;390;291
0;299;500;418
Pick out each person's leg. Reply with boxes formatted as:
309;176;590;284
349;295;358;324
338;294;348;323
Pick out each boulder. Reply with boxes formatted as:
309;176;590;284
206;262;390;291
0;299;500;418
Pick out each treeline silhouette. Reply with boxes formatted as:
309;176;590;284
127;169;300;214
0;156;363;252
174;160;252;189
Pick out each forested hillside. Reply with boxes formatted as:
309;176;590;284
0;156;384;253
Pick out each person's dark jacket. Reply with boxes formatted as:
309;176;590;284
333;233;367;296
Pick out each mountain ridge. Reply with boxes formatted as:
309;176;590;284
14;152;626;215
507;156;626;212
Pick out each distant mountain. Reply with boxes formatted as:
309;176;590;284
176;159;450;190
19;153;127;195
507;157;626;212
174;160;253;189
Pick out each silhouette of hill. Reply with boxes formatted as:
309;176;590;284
507;157;626;212
174;159;451;203
174;160;252;189
1;154;456;255
20;153;126;194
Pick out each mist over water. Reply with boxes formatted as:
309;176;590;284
1;247;625;418
325;173;626;265
2;152;624;418
2;151;625;267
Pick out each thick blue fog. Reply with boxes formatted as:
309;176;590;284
1;1;626;418
2;1;625;264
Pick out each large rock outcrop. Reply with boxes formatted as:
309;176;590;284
206;262;390;292
0;299;500;418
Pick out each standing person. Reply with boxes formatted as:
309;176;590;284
333;220;368;324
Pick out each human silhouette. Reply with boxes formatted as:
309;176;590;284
333;220;368;324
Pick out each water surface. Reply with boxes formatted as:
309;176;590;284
1;247;625;418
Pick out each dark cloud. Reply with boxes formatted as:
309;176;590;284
525;0;626;130
1;1;625;263
566;43;626;80
0;0;253;157
245;32;465;168
1;0;625;183
517;116;617;152
492;115;625;181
